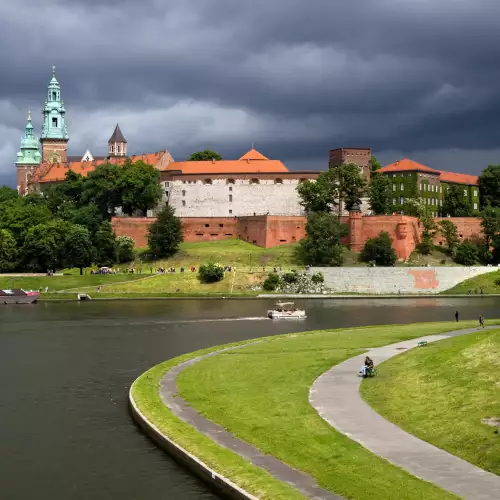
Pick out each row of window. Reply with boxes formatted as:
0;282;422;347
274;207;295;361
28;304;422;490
110;144;123;153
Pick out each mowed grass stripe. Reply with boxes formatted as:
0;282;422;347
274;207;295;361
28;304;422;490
362;328;500;475
175;322;486;499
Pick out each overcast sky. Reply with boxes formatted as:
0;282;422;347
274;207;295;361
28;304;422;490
2;0;500;187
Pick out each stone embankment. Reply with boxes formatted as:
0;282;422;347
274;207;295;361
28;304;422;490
310;266;495;294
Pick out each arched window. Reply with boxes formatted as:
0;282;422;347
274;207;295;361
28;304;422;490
204;179;212;185
250;178;260;185
52;92;57;100
275;178;283;184
226;178;235;185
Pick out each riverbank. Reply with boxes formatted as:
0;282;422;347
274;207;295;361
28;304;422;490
132;321;498;499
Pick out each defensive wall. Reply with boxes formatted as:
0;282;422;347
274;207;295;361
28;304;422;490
112;214;482;259
311;267;495;294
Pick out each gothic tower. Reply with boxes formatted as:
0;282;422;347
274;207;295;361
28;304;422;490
16;110;42;195
40;66;69;163
108;123;127;157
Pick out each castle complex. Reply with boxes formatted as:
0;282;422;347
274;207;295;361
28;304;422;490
14;67;482;255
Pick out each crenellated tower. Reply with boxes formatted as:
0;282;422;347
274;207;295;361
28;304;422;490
108;123;127;158
40;66;69;163
16;110;42;195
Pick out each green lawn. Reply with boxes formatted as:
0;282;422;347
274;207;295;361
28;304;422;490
136;239;300;270
443;270;500;294
135;321;497;500
361;328;500;475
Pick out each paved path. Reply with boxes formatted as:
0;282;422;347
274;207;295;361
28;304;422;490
309;326;500;500
160;344;343;500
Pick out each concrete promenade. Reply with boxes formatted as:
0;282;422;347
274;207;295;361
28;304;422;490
309;326;500;500
160;345;343;500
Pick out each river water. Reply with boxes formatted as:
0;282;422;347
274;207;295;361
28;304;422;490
1;297;499;499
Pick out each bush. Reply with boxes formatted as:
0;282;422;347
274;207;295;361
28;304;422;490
311;272;324;284
454;241;479;266
360;231;397;266
199;262;225;283
282;271;298;284
263;273;281;291
116;236;135;263
416;238;434;255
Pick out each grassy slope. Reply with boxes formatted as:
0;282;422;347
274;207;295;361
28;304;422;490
136;239;300;270
361;328;500;475
172;322;492;500
444;270;500;294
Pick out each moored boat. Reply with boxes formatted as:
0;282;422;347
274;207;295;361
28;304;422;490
0;289;40;304
268;302;306;319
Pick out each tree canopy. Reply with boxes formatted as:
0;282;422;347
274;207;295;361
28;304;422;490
442;184;473;217
369;173;392;215
297;169;339;213
360;232;397;266
147;205;183;258
478;164;500;209
187;150;223;161
336;163;366;212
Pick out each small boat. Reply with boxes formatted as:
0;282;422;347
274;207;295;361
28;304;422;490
268;302;306;319
77;293;92;301
0;289;40;304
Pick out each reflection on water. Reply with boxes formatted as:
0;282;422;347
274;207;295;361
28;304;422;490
1;297;499;499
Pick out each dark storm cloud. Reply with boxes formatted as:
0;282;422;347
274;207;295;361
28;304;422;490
2;0;500;187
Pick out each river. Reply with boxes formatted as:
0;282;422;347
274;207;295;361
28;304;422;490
1;297;498;499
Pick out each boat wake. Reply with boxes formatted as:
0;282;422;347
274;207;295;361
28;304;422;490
152;317;268;325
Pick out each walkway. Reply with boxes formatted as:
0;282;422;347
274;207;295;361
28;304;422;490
160;345;343;500
309;326;500;500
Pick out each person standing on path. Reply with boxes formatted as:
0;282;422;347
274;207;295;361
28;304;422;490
479;314;485;328
455;310;459;322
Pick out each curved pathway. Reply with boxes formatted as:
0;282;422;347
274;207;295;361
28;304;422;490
309;326;500;500
160;344;343;500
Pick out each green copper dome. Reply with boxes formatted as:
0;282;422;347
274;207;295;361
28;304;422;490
16;111;42;166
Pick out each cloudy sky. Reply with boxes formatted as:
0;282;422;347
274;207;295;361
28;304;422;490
2;0;500;187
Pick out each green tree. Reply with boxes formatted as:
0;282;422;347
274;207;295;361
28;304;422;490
478;164;500;208
370;156;383;173
147;205;183;258
187;150;222;161
297;168;339;213
64;225;93;275
369;174;392;215
199;262;225;283
82;162;122;218
58;202;103;237
360;232;397;266
0;186;19;204
336;163;366;212
454;240;479;266
116;236;135;263
118;160;163;216
94;221;117;267
0;199;52;244
0;229;18;272
21;219;71;272
438;220;459;255
441;184;473;216
298;213;347;266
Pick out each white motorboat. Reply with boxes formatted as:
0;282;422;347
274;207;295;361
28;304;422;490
268;302;306;319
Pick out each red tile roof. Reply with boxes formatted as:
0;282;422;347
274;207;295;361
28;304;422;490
166;149;288;174
378;158;441;175
438;170;478;186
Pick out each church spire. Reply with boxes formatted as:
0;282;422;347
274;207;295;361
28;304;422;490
40;65;69;163
108;123;127;157
16;110;42;195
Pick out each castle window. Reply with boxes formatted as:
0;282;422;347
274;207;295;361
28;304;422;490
204;179;212;185
400;196;404;204
464;189;467;197
111;145;115;153
205;224;210;228
229;209;233;214
474;189;478;197
182;200;186;207
392;198;396;205
392;184;396;192
250;178;260;184
52;92;57;100
117;144;121;153
474;203;478;210
219;224;224;228
275;178;283;184
52;117;58;127
226;179;235;185
400;183;404;191
229;186;233;191
182;190;186;196
229;195;233;202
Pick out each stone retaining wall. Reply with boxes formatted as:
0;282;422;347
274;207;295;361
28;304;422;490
311;267;496;294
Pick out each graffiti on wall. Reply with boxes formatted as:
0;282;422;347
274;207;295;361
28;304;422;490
408;270;439;289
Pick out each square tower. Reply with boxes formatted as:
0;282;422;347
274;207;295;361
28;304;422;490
329;147;372;183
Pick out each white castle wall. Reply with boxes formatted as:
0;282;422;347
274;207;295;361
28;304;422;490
161;178;306;217
310;266;495;294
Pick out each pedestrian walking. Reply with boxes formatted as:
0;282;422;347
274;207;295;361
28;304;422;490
479;314;485;329
455;310;459;322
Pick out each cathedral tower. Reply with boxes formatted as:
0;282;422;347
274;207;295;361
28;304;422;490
108;123;127;157
16;110;42;195
40;66;69;163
